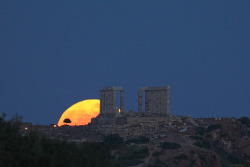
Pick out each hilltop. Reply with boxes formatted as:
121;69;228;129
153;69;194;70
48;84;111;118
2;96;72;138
19;115;250;167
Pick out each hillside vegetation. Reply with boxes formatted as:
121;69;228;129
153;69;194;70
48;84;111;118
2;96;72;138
0;115;119;167
1;115;250;167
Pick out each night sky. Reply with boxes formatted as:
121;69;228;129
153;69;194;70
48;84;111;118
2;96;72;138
0;1;249;125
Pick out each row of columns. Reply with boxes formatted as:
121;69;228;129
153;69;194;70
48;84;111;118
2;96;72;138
100;86;170;116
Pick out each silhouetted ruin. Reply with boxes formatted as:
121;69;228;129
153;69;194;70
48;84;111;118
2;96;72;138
92;86;171;125
138;86;170;116
99;86;124;117
17;86;250;167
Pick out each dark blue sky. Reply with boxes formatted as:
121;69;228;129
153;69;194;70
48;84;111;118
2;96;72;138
0;1;249;124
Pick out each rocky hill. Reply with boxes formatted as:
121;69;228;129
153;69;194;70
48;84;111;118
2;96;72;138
101;116;250;167
20;116;250;167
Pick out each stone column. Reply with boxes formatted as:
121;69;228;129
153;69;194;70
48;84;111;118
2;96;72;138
120;90;124;113
166;87;170;114
100;90;105;114
145;90;150;114
138;90;143;112
113;90;116;113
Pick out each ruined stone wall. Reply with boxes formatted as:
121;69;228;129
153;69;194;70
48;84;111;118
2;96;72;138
127;117;170;125
91;116;127;125
145;88;170;115
100;89;116;115
99;86;124;117
139;86;170;116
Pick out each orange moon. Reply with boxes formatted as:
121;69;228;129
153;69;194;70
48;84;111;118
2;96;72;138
57;99;100;126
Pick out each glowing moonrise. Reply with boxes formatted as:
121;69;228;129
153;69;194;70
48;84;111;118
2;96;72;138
57;99;100;126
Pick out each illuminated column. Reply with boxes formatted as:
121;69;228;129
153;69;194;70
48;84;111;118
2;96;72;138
120;90;124;113
138;90;143;112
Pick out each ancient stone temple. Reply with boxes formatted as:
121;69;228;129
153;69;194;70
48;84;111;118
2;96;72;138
92;85;170;126
99;86;124;118
138;86;170;116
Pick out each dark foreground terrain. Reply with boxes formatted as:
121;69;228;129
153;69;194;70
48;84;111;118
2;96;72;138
1;115;250;167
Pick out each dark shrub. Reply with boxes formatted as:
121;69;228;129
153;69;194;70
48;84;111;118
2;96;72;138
118;147;149;166
152;152;162;156
138;136;150;143
241;132;246;137
63;118;71;123
196;127;205;136
238;117;250;127
125;136;149;144
212;140;220;146
193;141;210;149
160;142;181;149
174;154;188;164
120;159;143;166
103;134;123;147
214;147;243;167
205;124;221;132
206;134;212;138
149;159;167;167
120;147;149;160
190;135;203;140
199;154;206;163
